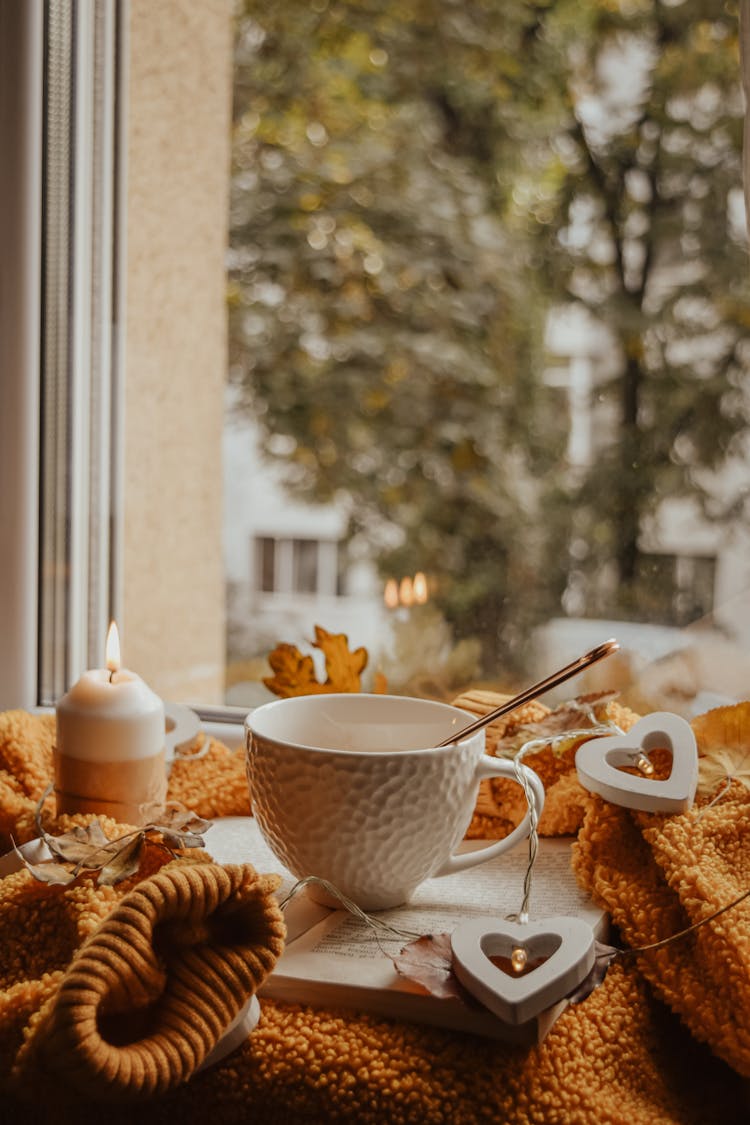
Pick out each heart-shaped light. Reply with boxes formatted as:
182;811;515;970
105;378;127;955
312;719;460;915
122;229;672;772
575;711;698;814
451;915;596;1026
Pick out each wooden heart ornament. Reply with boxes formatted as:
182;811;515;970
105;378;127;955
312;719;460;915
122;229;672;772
451;916;596;1026
575;711;698;814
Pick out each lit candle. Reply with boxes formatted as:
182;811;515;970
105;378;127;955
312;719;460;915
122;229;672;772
413;571;428;605
399;576;414;607
384;578;399;610
54;622;167;825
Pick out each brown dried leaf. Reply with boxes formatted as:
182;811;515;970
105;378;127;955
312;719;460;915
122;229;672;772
263;644;322;697
495;692;620;756
12;841;78;885
154;828;206;849
143;802;213;836
41;820;116;867
97;832;145;886
264;625;369;697
392;933;471;1002
565;942;619;1004
21;790;212;888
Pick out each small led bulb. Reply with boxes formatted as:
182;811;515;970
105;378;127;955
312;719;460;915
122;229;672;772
635;752;654;777
510;945;528;973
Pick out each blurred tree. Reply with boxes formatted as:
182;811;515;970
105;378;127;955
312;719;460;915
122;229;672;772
229;0;750;675
229;0;568;677
516;0;750;616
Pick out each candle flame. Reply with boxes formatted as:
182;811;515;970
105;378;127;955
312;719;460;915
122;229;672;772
105;620;121;673
399;576;414;608
384;578;399;610
413;571;428;604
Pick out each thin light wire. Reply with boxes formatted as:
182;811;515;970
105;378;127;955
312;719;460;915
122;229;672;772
604;885;750;961
695;775;734;820
278;876;423;943
509;716;618;923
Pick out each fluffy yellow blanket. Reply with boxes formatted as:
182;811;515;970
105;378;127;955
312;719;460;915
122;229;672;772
0;703;748;1123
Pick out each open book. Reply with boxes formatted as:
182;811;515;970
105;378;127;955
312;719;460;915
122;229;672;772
206;817;608;1045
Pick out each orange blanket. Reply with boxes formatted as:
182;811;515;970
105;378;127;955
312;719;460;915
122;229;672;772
0;705;748;1123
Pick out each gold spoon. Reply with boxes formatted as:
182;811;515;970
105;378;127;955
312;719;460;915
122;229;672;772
437;638;620;746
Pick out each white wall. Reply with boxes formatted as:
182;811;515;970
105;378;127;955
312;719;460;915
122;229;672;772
223;412;387;672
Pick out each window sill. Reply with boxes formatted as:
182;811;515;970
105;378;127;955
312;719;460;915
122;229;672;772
33;706;248;753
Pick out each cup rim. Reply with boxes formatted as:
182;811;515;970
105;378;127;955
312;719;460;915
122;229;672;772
244;692;483;757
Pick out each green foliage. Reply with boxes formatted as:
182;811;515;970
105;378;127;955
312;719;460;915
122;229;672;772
229;0;750;676
521;0;750;609
229;0;563;675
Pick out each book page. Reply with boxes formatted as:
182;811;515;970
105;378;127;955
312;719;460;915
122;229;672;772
205;818;607;1040
274;836;606;989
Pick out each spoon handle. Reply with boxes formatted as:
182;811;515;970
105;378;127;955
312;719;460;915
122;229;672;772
437;638;620;747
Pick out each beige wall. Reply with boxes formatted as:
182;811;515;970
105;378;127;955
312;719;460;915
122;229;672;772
123;0;233;702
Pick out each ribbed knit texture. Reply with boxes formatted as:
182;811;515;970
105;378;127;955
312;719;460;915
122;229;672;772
20;863;285;1099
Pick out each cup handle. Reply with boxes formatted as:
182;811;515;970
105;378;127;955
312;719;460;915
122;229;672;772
432;755;545;878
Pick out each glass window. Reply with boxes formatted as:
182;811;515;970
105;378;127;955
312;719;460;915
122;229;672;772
634;553;716;628
5;2;750;720
257;536;276;593
293;539;319;596
254;536;339;596
225;0;750;715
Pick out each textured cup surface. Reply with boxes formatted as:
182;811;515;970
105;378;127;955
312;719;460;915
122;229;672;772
245;694;513;910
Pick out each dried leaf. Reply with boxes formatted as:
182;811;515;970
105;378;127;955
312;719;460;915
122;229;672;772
314;624;368;689
264;625;369;697
97;833;144;886
11;841;78;886
692;703;750;796
20;791;212;888
262;645;321;697
495;693;620;757
41;820;117;867
143;802;213;836
565;941;619;1004
392;933;472;1002
141;801;213;849
154;828;206;849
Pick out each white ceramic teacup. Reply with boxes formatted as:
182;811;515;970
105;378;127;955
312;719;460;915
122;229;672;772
245;693;545;911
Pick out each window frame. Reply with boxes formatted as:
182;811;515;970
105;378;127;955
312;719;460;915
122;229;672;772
0;0;127;710
0;0;44;710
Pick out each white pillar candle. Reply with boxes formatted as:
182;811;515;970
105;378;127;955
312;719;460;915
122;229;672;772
54;626;167;825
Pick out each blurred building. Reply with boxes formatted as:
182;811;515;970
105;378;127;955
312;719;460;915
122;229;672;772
223;410;387;701
224;304;750;708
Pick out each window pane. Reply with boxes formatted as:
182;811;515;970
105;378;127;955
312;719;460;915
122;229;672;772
224;1;750;714
257;537;276;593
33;4;750;715
293;539;318;595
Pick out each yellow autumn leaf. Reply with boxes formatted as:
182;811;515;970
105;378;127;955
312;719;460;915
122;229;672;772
263;626;368;697
692;702;750;796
